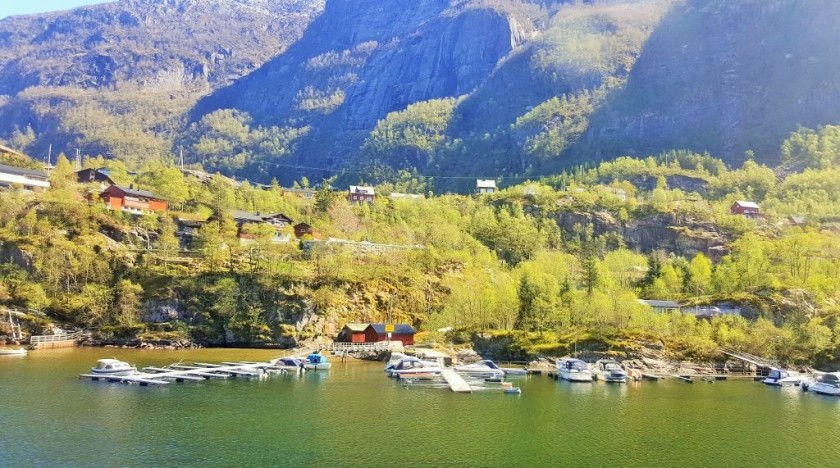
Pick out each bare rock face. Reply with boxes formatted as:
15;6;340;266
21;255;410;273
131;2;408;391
554;211;730;260
194;0;522;174
0;0;325;94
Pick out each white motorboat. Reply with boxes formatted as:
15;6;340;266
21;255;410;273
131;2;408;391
808;372;840;396
763;368;805;386
272;357;305;372
454;359;505;379
556;358;593;382
303;353;331;370
593;359;628;383
386;356;441;378
90;359;137;376
0;347;27;356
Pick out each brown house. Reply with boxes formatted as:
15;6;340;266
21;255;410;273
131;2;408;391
74;168;115;186
262;213;294;229
348;185;375;203
294;222;314;239
100;185;167;214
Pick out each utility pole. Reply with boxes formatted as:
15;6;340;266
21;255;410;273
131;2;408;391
75;149;81;170
179;147;184;170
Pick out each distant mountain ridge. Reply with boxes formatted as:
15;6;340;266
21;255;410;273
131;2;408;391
1;0;840;185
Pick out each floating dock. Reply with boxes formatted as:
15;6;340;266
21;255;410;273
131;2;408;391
80;360;287;386
441;369;473;393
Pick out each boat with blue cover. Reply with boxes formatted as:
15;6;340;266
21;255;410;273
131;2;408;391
303;353;331;370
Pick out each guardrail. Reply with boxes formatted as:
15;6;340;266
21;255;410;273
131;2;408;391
30;333;80;346
324;342;403;353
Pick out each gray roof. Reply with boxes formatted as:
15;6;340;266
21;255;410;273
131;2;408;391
349;185;375;195
0;163;48;180
476;179;496;188
344;323;369;332
108;185;160;200
638;299;681;309
230;210;265;223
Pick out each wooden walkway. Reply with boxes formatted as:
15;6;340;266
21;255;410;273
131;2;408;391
719;347;778;369
80;360;288;386
441;369;472;393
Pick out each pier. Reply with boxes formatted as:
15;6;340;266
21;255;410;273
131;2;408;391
441;368;472;393
31;332;80;349
80;360;288;386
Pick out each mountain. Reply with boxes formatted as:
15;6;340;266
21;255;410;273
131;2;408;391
0;0;324;164
2;0;840;186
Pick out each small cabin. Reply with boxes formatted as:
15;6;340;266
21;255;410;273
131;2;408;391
74;168;115;186
788;215;807;227
100;185;167;214
730;201;761;218
348;185;375;203
262;213;294;229
638;299;681;314
476;179;496;194
294;222;314;239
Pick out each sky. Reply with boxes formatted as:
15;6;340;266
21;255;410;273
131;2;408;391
0;0;112;20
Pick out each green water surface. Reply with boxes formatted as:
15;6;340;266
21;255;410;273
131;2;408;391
1;348;838;467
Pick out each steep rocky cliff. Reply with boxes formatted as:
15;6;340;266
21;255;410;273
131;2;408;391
193;0;529;176
0;0;323;94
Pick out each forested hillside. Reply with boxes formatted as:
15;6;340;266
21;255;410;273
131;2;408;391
2;129;840;365
3;0;840;185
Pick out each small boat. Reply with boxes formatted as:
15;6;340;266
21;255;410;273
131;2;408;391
454;360;506;379
90;358;137;376
592;359;628;383
0;347;27;356
303;353;331;371
763;368;805;387
556;358;593;382
272;357;305;372
386;356;441;378
384;352;409;374
808;372;840;396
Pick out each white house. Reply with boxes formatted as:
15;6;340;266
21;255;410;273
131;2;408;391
0;163;50;191
476;179;496;194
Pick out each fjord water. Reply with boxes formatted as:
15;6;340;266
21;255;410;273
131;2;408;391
2;349;839;467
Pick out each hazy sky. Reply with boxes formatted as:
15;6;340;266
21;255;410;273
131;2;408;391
1;1;112;19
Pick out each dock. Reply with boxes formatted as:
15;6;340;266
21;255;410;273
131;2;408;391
80;360;287;386
441;369;472;393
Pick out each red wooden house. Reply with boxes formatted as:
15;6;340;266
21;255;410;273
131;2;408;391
335;323;416;345
294;222;314;239
730;201;761;218
100;185;168;214
348;185;375;203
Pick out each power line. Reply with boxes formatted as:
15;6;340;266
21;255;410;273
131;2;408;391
269;161;566;182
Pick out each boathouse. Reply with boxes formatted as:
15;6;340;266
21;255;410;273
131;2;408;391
366;323;415;346
336;323;369;343
335;323;416;345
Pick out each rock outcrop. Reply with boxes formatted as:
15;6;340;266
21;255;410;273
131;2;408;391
554;211;730;260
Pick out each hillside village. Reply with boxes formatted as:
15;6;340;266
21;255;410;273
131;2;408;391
1;136;840;367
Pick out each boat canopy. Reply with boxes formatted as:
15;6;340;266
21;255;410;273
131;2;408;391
480;360;500;369
768;369;787;379
306;353;329;364
564;359;588;371
279;357;303;366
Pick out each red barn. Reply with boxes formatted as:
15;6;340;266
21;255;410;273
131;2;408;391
365;324;415;346
100;185;168;214
730;200;761;218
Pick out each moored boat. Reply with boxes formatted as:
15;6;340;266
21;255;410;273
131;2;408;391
273;357;305;372
90;358;137;376
303;353;331;370
0;347;27;356
592;359;628;383
386;356;441;378
454;360;505;379
556;358;593;382
763;368;805;387
808;372;840;396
